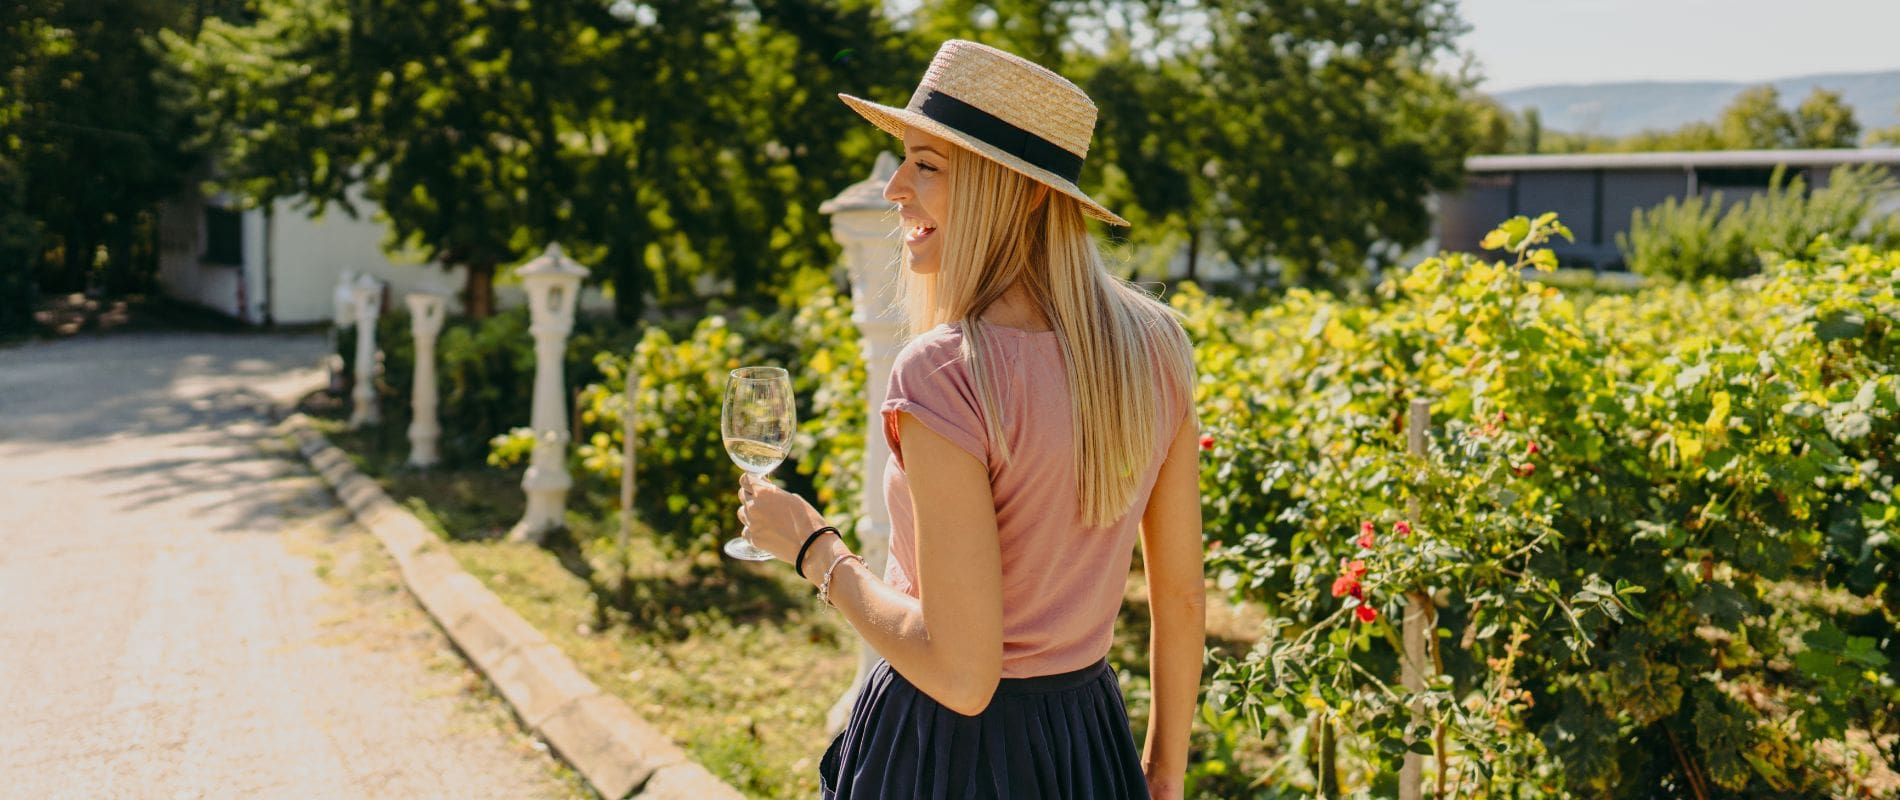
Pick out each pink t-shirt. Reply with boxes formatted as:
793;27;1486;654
880;321;1190;679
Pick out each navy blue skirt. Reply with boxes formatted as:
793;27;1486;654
819;658;1149;799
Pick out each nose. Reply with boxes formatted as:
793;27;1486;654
882;161;910;205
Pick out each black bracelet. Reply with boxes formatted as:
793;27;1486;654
796;526;841;579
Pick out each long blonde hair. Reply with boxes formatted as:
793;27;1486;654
900;146;1196;528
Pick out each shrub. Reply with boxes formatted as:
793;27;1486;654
1197;214;1899;797
567;282;865;556
1620;163;1900;280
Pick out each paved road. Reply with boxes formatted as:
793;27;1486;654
0;332;575;799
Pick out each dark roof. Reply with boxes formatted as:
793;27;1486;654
1467;148;1900;172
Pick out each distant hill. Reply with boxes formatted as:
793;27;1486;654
1491;70;1900;140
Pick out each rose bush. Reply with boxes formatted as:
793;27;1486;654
1188;217;1897;797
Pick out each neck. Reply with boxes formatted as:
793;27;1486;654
978;283;1051;332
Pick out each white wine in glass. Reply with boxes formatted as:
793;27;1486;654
722;366;794;561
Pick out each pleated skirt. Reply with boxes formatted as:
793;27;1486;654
818;658;1149;799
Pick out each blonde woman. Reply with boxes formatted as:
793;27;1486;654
736;39;1205;799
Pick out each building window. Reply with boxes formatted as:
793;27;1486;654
203;205;244;266
1698;166;1807;188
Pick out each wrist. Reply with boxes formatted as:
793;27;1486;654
794;525;841;578
804;535;854;588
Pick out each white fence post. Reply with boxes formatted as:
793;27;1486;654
405;291;449;467
347;274;384;429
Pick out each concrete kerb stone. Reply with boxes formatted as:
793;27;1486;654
374;514;437;564
439;579;552;671
538;693;752;800
279;412;742;800
487;642;603;730
638;762;750;800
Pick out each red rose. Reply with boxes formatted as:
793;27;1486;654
1356;605;1379;623
1331;574;1360;598
1394;520;1413;537
1331;559;1369;598
1357;530;1376;550
1527;441;1541;457
1513;463;1536;477
1199;434;1214;452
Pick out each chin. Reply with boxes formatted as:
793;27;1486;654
904;250;941;275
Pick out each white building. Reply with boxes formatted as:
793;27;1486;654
156;184;612;325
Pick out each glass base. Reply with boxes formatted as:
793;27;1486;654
723;536;777;562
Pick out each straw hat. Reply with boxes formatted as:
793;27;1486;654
839;39;1129;228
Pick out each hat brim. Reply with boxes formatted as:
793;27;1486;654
839;93;1131;228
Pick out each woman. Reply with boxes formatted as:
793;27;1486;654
736;39;1205;799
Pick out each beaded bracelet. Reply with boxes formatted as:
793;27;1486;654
817;552;865;607
795;526;841;580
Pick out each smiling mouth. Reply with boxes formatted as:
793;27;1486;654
906;225;937;244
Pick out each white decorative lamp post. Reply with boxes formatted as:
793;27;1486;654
817;151;905;734
347;273;384;429
507;243;590;544
333;269;359;331
328;269;358;395
405;291;450;468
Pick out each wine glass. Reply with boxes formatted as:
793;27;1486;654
721;366;795;561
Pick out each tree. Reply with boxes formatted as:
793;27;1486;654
1486;84;1869;155
920;0;1478;291
1;0;206;314
1872;114;1900;148
1193;0;1477;291
171;0;916;320
0;4;40;334
1719;85;1796;149
1791;87;1860;148
1081;32;1214;279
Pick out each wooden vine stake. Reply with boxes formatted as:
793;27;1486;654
1400;398;1439;800
620;373;637;585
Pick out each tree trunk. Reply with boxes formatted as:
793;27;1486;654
464;258;496;319
63;233;95;294
610;253;647;325
1185;226;1200;283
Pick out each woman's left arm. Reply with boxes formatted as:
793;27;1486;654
739;412;1003;716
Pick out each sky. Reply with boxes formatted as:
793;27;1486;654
1459;0;1900;91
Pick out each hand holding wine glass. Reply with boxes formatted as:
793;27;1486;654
722;366;794;560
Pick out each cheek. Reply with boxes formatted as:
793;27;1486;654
920;179;949;222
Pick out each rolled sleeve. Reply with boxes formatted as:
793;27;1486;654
880;331;989;470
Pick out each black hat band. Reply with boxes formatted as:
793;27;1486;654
916;90;1085;184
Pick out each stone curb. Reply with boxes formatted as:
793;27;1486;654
281;413;744;800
